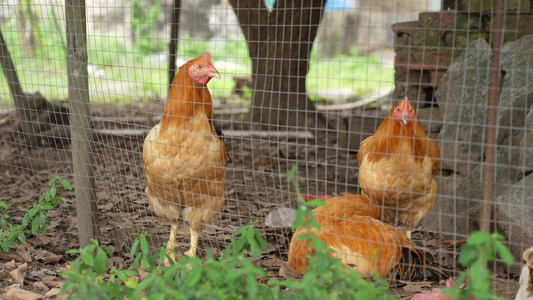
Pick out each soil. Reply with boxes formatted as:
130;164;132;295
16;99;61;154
0;100;519;299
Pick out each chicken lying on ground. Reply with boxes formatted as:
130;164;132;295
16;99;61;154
143;52;227;262
516;247;533;300
288;193;448;282
357;97;441;238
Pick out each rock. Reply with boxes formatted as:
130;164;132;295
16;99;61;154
495;173;533;275
265;208;297;228
435;38;492;173
426;146;521;237
497;35;533;147
519;106;533;179
416;106;443;133
527;103;533;130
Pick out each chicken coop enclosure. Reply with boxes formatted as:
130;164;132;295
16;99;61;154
0;0;532;298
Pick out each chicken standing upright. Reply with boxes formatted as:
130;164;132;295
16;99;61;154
143;52;226;261
288;193;448;282
357;97;440;238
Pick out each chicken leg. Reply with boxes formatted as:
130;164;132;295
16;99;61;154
184;227;199;257
165;223;179;266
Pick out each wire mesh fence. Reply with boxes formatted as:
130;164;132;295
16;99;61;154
0;0;532;298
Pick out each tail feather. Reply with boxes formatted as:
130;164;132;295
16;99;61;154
215;128;232;162
389;247;449;282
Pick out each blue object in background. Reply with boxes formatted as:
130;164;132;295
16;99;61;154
263;0;356;12
325;0;355;11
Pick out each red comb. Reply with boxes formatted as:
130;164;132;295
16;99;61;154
203;52;211;60
303;195;334;201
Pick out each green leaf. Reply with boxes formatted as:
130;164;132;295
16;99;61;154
0;202;8;209
206;268;222;282
66;249;80;254
31;217;40;234
115;269;130;282
235;224;250;236
59;178;73;190
249;236;262;257
281;279;300;289
50;184;58;198
467;231;491;246
458;246;478;267
85;244;97;253
267;277;279;286
234;235;247;254
187;267;202;287
81;252;95;267
17;231;27;243
254;229;268;250
292;209;306;229
246;273;257;299
41;204;53;210
246;226;255;244
130;237;140;257
94;248;108;275
494;241;514;265
140;236;150;256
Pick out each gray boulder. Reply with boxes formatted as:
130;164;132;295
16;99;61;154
519;105;533;179
495;173;533;274
435;38;492;173
498;35;533;147
426;146;521;237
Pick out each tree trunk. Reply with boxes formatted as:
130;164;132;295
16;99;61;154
66;0;100;247
168;0;181;92
0;30;41;145
229;0;328;129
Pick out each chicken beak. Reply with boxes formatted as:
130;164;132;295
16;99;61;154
209;69;221;80
400;97;410;125
401;114;409;125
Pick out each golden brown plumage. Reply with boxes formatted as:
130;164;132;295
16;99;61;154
288;193;448;282
143;52;226;262
357;97;440;238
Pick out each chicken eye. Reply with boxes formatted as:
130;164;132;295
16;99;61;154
198;65;203;69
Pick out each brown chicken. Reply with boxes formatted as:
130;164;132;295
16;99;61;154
357;97;440;238
143;52;226;261
288;193;447;282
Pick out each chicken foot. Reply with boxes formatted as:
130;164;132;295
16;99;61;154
164;223;180;266
184;227;199;257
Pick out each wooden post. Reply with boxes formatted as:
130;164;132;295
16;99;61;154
65;0;100;247
480;0;505;233
168;0;182;92
0;30;39;145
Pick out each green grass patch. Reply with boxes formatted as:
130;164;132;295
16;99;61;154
0;14;392;108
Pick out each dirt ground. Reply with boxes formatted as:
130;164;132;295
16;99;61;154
0;100;520;299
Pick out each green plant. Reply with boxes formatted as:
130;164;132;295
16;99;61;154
441;231;514;300
60;165;394;299
61;225;283;299
0;175;71;252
